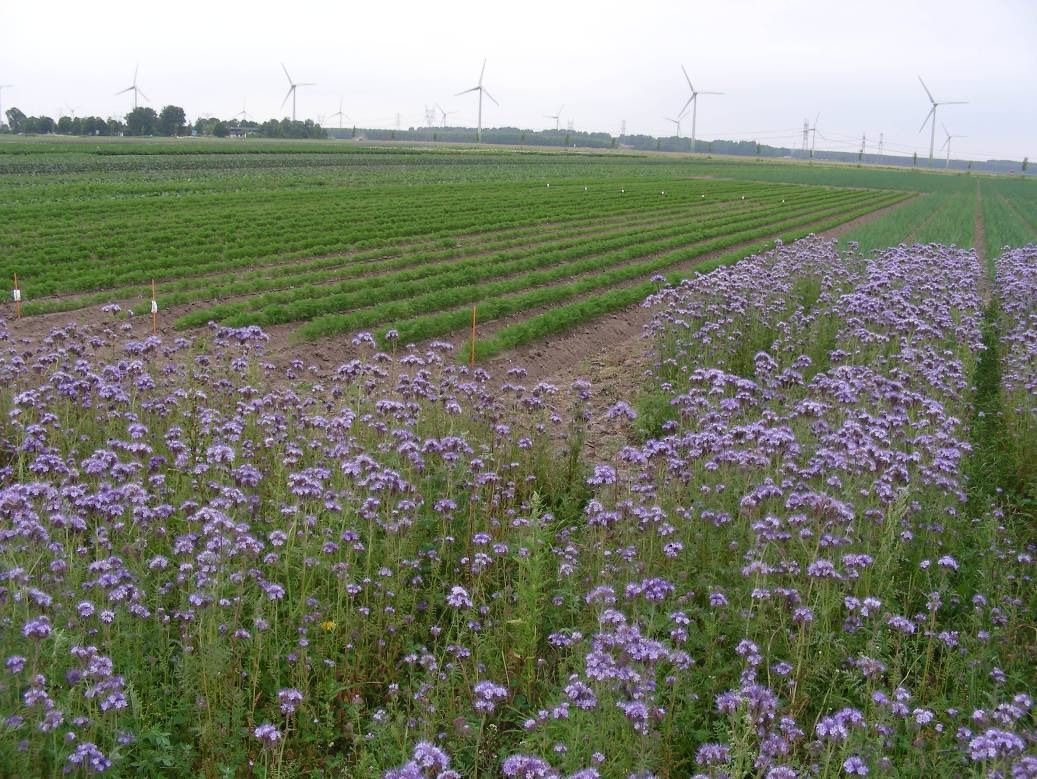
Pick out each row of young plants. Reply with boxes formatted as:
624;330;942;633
372;191;903;350
463;194;907;360
981;187;1037;260
291;189;898;341
5;179;787;298
181;186;865;331
158;186;806;323
25;193;735;316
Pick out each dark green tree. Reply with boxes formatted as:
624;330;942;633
125;107;159;136
158;105;187;136
212;121;229;138
81;116;109;136
5;106;25;133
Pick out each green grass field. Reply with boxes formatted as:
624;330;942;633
1;137;1034;352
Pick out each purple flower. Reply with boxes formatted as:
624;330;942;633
22;616;52;640
695;743;731;766
446;586;472;609
254;723;281;746
473;680;508;714
501;754;559;778
843;756;868;775
64;742;111;774
278;688;304;715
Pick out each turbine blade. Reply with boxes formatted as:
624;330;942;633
479;59;486;85
136;88;150;103
681;64;693;90
700;91;724;95
455;86;479;96
282;87;294;109
940;101;968;105
940;137;949;150
918;75;935;104
282;63;293;83
941;121;949;136
298;82;316;87
133;63;139;85
115;87;134;95
679;95;694;117
918;106;935;133
482;88;499;106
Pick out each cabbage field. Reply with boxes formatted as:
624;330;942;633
0;139;1035;777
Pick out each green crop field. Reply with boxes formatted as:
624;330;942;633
1;137;1034;354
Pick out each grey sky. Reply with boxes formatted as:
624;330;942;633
3;0;1035;160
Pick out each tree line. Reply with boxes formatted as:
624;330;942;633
2;105;325;139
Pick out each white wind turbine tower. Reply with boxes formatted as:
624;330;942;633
281;63;315;122
455;59;498;142
679;65;723;153
918;76;966;167
116;65;149;110
236;99;251;122
545;105;565;132
330;97;350;130
940;122;966;169
435;103;457;128
663;115;683;138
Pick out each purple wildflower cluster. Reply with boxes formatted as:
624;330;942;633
1;238;1035;777
996;246;1037;404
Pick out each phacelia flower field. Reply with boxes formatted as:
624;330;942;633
1;238;1034;778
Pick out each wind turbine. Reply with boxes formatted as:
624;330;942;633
545;104;565;132
679;66;723;153
115;66;149;110
330;97;349;130
435;103;457;128
455;59;498;142
663;115;683;138
918;76;966;167
236;99;251;123
940;122;966;169
281;63;315;122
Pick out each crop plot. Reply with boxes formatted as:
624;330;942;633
0;143;906;353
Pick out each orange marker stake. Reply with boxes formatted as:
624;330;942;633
150;279;158;336
12;273;21;320
470;305;477;368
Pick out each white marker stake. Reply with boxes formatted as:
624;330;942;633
11;273;20;319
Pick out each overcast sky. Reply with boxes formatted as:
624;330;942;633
2;0;1035;160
